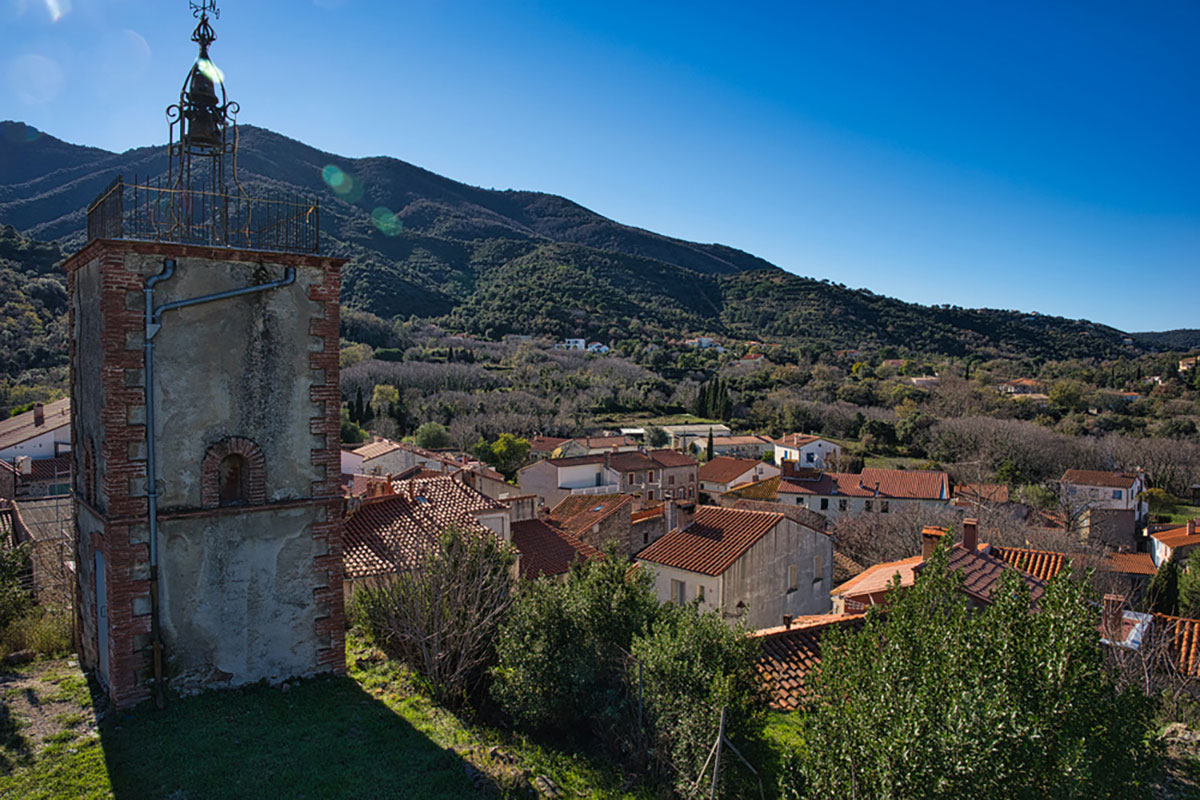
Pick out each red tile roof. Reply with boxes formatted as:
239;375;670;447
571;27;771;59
1151;522;1200;550
529;435;569;453
751;614;866;710
711;435;773;447
1156;614;1200;677
24;455;71;483
343;476;507;580
0;398;70;451
834;544;1046;608
1104;552;1156;576
699;456;765;485
636;506;783;576
768;468;950;501
833;551;865;583
1061;469;1139;489
511;519;602;579
548;494;632;536
775;433;822;448
990;546;1068;581
954;483;1012;505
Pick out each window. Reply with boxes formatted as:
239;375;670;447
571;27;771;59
671;579;686;604
788;564;799;592
806;452;815;463
669;475;675;485
838;499;847;512
813;554;823;581
218;454;248;506
864;500;873;512
689;473;695;482
880;501;890;513
648;490;655;501
820;498;829;511
201;436;266;509
696;584;706;603
626;472;634;482
1113;490;1123;500
594;472;603;487
648;470;656;482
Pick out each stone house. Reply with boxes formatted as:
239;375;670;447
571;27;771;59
635;504;834;631
723;464;951;520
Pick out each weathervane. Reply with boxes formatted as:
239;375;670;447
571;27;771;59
166;0;240;239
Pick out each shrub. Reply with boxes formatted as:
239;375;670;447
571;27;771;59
0;544;32;631
790;545;1159;799
633;602;766;797
351;528;516;705
0;605;72;659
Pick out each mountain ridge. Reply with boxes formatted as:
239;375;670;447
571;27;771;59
0;120;1160;359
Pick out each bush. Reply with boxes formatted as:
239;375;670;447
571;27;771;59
413;421;451;449
633;602;766;797
0;544;32;631
790;545;1159;799
492;554;767;791
351;528;516;705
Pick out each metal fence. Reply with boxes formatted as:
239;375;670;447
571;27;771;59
87;174;320;254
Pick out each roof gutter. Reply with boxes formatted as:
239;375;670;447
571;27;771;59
143;258;295;709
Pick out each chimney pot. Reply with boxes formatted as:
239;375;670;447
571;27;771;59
962;518;979;551
782;614;793;629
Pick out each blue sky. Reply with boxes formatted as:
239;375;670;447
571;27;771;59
3;0;1198;332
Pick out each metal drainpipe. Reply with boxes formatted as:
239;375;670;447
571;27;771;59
143;258;296;709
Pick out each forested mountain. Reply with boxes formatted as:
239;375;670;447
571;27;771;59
1133;330;1200;350
0;120;1150;359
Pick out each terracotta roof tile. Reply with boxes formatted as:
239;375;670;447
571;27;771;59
1156;614;1200;677
511;519;602;579
991;546;1068;581
775;433;823;448
711;435;774;447
636;506;783;576
343;476;506;580
699;457;766;485
529;436;569;452
1151;522;1200;550
954;483;1012;505
831;555;924;600
1104;552;1157;576
750;614;866;710
1061;469;1139;489
548;494;632;536
833;551;865;583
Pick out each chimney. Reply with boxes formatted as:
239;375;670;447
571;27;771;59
604;451;612;473
782;614;793;630
32;403;44;427
962;518;979;552
1102;594;1125;638
921;525;947;559
665;501;677;532
676;501;696;530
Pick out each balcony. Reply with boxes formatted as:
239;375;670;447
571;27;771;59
569;484;622;496
86;175;320;255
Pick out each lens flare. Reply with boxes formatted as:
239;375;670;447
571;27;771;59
321;164;363;202
9;53;64;105
196;58;225;85
371;207;403;237
43;0;68;22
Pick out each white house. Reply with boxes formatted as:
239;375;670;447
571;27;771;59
699;456;780;495
555;338;587;351
1151;520;1200;568
1060;470;1147;517
586;342;610;354
774;434;842;470
0;399;72;464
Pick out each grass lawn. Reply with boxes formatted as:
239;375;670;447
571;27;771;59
1162;506;1200;526
0;636;648;800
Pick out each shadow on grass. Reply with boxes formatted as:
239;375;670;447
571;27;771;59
98;675;492;800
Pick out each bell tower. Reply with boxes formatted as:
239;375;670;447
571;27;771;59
68;1;346;709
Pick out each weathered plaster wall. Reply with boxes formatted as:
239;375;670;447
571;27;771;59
720;519;833;630
127;252;324;508
158;506;325;690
